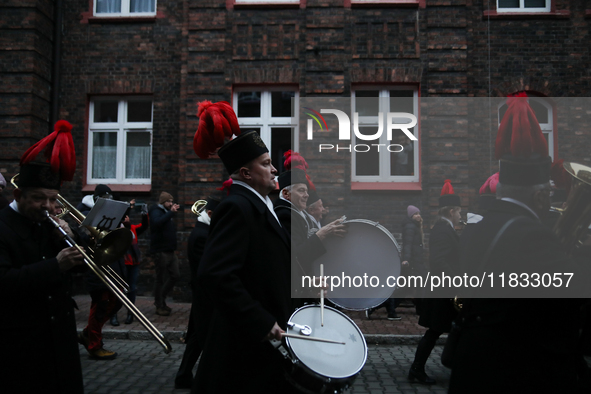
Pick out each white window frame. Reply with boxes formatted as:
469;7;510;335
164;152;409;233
232;87;300;167
496;0;550;13
87;97;153;185
497;97;554;160
234;0;299;3
351;86;419;183
94;0;157;17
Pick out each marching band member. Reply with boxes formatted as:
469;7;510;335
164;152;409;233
409;180;461;385
175;196;219;389
0;121;85;393
191;101;295;393
449;93;591;393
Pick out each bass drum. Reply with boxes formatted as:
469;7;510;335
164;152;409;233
314;219;401;311
280;305;367;393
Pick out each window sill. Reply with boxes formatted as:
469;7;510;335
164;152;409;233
351;182;422;191
228;0;304;9
482;10;570;19
82;184;152;193
80;12;164;24
346;0;425;8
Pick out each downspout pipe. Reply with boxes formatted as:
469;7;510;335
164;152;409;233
50;0;64;131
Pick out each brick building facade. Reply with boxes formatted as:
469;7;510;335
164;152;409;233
2;0;590;300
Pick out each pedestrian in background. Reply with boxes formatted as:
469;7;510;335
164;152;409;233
110;199;149;325
149;191;180;316
400;205;426;314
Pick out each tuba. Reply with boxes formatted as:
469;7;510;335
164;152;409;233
553;162;591;254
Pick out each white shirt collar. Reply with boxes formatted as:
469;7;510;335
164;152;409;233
500;197;540;221
233;180;281;226
277;192;309;223
441;216;454;229
9;199;19;213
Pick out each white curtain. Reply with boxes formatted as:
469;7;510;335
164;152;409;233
130;0;155;13
96;0;121;13
92;147;117;179
126;146;151;179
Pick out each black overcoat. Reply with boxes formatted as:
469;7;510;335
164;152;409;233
193;185;295;393
449;199;586;393
0;206;84;394
418;219;459;332
400;216;426;276
274;198;326;275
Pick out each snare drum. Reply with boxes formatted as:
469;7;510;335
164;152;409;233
278;305;367;394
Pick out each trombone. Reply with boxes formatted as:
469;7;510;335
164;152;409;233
11;175;172;354
55;195;131;292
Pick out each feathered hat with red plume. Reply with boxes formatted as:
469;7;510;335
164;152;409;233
282;150;315;191
18;120;76;190
439;179;461;208
193;100;269;175
193;101;240;159
495;92;551;186
478;172;499;211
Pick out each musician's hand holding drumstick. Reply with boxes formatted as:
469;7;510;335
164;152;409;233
316;218;347;241
56;246;85;272
265;322;285;341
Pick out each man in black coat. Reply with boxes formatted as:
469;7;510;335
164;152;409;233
274;169;346;304
0;162;85;393
149;191;180;316
175;197;219;389
193;131;296;393
409;181;461;385
449;94;591;393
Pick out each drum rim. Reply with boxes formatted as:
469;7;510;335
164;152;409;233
326;219;401;310
285;304;368;379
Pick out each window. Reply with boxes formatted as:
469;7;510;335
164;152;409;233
496;0;550;13
498;96;554;160
233;88;299;173
351;87;419;184
234;0;299;3
94;0;156;16
88;97;153;184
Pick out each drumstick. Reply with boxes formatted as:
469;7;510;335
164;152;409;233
320;263;324;327
282;332;345;345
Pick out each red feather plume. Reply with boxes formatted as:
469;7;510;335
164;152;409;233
283;150;309;171
479;172;499;195
20;120;76;181
441;179;454;196
216;178;233;196
193;101;240;159
495;92;548;160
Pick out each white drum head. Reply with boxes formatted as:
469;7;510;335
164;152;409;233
313;219;401;310
286;305;367;379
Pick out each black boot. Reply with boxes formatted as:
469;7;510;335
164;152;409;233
125;312;133;324
110;314;120;326
408;364;436;385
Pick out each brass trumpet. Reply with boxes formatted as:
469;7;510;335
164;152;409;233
11;175;172;353
191;199;208;216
